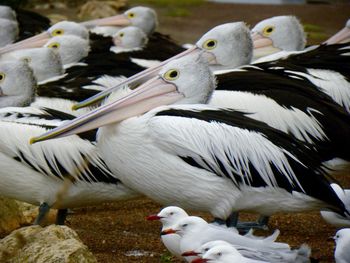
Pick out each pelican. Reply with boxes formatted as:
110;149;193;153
325;18;350;45
31;53;350;228
251;16;306;60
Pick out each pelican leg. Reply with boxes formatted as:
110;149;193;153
33;202;50;225
236;216;269;232
212;218;226;225
225;212;239;227
55;209;68;225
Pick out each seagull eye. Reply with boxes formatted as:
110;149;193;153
169;212;174;215
164;69;179;81
263;26;275;36
128;12;135;18
119;32;125;37
0;73;5;82
203;39;217;50
48;42;60;49
52;29;64;36
182;223;188;227
217;252;222;256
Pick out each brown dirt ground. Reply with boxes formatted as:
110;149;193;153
20;2;350;263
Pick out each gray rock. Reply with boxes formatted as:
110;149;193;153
0;225;96;263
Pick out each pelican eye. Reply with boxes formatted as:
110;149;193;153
119;32;125;37
203;39;217;50
47;42;60;49
0;73;5;82
263;26;275;36
52;29;64;36
127;12;135;18
164;69;179;81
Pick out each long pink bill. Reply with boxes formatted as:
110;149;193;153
72;46;200;110
30;77;184;144
0;32;50;55
324;27;350;45
81;14;131;29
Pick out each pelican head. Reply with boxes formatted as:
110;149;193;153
0;18;19;47
83;6;158;36
45;35;90;66
0;21;89;54
0;48;63;82
72;22;251;110
30;53;215;143
0;5;16;21
147;206;189;228
252;16;306;59
325;18;350;45
194;245;243;263
111;26;148;53
0;60;36;107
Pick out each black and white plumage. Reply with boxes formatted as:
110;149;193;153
0;106;138;223
31;53;350;225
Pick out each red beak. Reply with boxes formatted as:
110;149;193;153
160;228;177;235
191;258;208;263
146;214;162;221
182;250;200;257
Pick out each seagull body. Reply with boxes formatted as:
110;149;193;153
195;244;270;263
191;240;311;263
165;216;295;262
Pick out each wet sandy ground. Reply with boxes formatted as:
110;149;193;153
27;1;350;262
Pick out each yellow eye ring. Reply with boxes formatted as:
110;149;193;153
47;42;60;49
263;26;275;37
127;12;135;18
202;39;217;50
119;32;125;37
164;69;179;81
0;72;5;82
52;29;64;36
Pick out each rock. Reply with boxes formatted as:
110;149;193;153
0;225;97;263
0;197;57;236
78;0;127;20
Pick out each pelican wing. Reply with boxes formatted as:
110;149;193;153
0;106;119;184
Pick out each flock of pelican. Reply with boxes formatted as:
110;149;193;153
0;3;350;262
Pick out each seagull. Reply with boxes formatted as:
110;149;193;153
192;244;269;263
147;206;190;258
185;240;311;263
251;15;306;60
333;228;350;263
31;52;350;228
324;19;350;45
162;216;301;262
